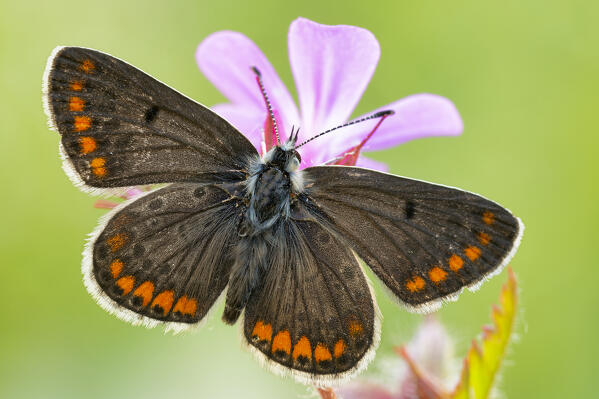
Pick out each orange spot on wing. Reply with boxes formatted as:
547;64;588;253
464;245;482;261
110;259;123;278
116;275;135;295
70;80;83;91
314;343;332;363
334;339;346;358
292;336;312;361
90;157;106;177
151;291;174;315
429;266;448;283
90;157;105;168
478;232;491;246
482;211;495;225
74;115;91;132
251;321;273;343
348;319;364;336
173;296;197;316
80;59;95;74
272;330;291;355
448;254;464;271
69;96;85;112
93;167;107;177
406;276;426;292
107;233;127;252
133;281;155;307
78;136;97;154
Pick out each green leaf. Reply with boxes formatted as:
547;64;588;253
451;268;518;399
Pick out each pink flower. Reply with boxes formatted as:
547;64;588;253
196;17;463;171
334;317;457;399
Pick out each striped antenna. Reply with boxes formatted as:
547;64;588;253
251;66;279;145
295;110;394;149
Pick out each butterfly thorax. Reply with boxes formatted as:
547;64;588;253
250;167;290;225
242;145;304;235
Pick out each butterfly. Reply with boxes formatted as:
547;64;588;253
43;46;523;385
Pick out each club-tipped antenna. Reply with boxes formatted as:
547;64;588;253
251;66;279;145
295;110;394;149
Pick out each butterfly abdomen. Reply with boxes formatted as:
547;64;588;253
222;235;268;324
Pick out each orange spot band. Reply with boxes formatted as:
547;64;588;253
74;115;91;132
272;330;291;355
483;211;495;225
69;96;85;112
429;266;448;283
349;319;363;336
107;233;127;252
70;80;83;91
151;291;174;315
173;296;197;316
91;157;106;177
314;343;332;363
79;136;97;154
478;232;491;246
116;276;135;295
292;336;312;361
334;339;346;358
449;254;464;271
133;281;155;307
465;245;482;261
110;259;123;278
406;276;426;292
80;59;95;73
251;321;273;343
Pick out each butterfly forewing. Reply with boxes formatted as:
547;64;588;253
243;219;378;384
302;166;523;311
86;183;243;329
43;46;257;191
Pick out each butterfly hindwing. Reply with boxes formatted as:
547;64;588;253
302;166;523;312
43;46;257;192
242;218;378;384
85;182;243;330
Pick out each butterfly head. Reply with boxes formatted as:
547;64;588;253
261;125;301;172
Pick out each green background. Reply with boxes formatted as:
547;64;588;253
1;1;596;398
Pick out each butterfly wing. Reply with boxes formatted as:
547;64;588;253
242;218;378;385
85;182;243;331
301;166;523;312
43;46;257;193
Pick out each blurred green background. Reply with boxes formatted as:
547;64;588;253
1;0;597;398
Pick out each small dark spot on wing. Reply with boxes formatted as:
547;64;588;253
144;105;160;123
405;201;416;219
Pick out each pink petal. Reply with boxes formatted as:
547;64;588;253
355;156;389;172
399;316;456;392
211;103;263;149
338;94;463;153
335;383;395;399
196;31;299;133
288;17;380;140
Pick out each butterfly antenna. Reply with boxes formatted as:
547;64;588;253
289;126;300;144
295;110;394;149
251;66;280;145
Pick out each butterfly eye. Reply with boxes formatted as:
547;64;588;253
294;151;302;163
288;156;300;172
